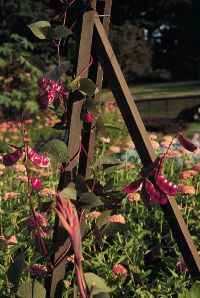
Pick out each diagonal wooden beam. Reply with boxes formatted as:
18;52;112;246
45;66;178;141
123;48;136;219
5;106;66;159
93;13;200;278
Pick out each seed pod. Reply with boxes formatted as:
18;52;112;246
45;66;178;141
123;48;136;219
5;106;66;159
49;80;62;94
124;178;143;194
27;147;50;167
151;157;164;179
145;179;168;205
31;177;43;190
155;175;178;196
178;133;197;152
37;77;48;89
81;111;93;123
3;148;23;166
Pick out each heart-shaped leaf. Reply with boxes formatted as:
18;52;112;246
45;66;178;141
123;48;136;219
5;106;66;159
27;21;51;39
52;25;72;40
40;139;69;163
79;78;98;96
84;273;112;295
79;192;103;208
60;187;77;201
17;279;46;298
188;281;200;298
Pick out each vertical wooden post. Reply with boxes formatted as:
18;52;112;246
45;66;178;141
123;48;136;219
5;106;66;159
46;6;96;298
78;0;112;179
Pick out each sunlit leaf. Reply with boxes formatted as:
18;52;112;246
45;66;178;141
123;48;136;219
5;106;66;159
27;21;51;39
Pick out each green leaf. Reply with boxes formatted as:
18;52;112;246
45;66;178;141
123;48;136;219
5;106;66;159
27;21;51;39
22;55;46;72
17;279;46;298
67;77;80;92
79;192;104;208
188;282;200;298
4;226;15;238
96;210;112;229
104;223;128;237
85;97;98;115
79;78;98;96
94;293;110;298
85;273;112;295
103;124;126;134
52;25;72;40
40;139;69;163
60;187;77;201
7;253;25;287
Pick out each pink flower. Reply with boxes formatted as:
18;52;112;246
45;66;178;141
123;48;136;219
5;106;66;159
112;264;127;277
7;235;17;244
108;214;126;224
163;135;174;143
108;146;121;153
151;140;160;151
179;170;198;180
161;141;171;148
2;192;19;201
128;192;140;202
39;188;55;197
11;135;19;140
99;136;110;144
25;119;33;124
27;212;47;229
165;150;181;158
19;176;28;182
25;264;47;275
13;164;26;172
88;211;102;219
178;184;195;195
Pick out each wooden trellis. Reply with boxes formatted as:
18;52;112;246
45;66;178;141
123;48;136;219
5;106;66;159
47;0;200;297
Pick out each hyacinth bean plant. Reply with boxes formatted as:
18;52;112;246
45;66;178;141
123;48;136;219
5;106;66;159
0;0;200;297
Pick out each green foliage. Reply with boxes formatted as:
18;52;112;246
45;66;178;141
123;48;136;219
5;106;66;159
27;21;52;40
17;279;46;298
84;272;113;295
110;22;153;82
0;34;40;115
188;282;200;298
40;139;69;164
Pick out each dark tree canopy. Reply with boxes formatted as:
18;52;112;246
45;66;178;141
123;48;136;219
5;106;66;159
1;0;200;82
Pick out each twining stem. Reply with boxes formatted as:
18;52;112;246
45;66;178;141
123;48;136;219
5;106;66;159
50;243;71;272
80;143;96;191
21;118;53;270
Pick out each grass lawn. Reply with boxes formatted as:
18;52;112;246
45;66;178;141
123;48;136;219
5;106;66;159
102;80;200;100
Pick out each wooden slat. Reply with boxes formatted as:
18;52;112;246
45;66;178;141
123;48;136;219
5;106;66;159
46;8;96;298
93;13;200;278
78;0;112;179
